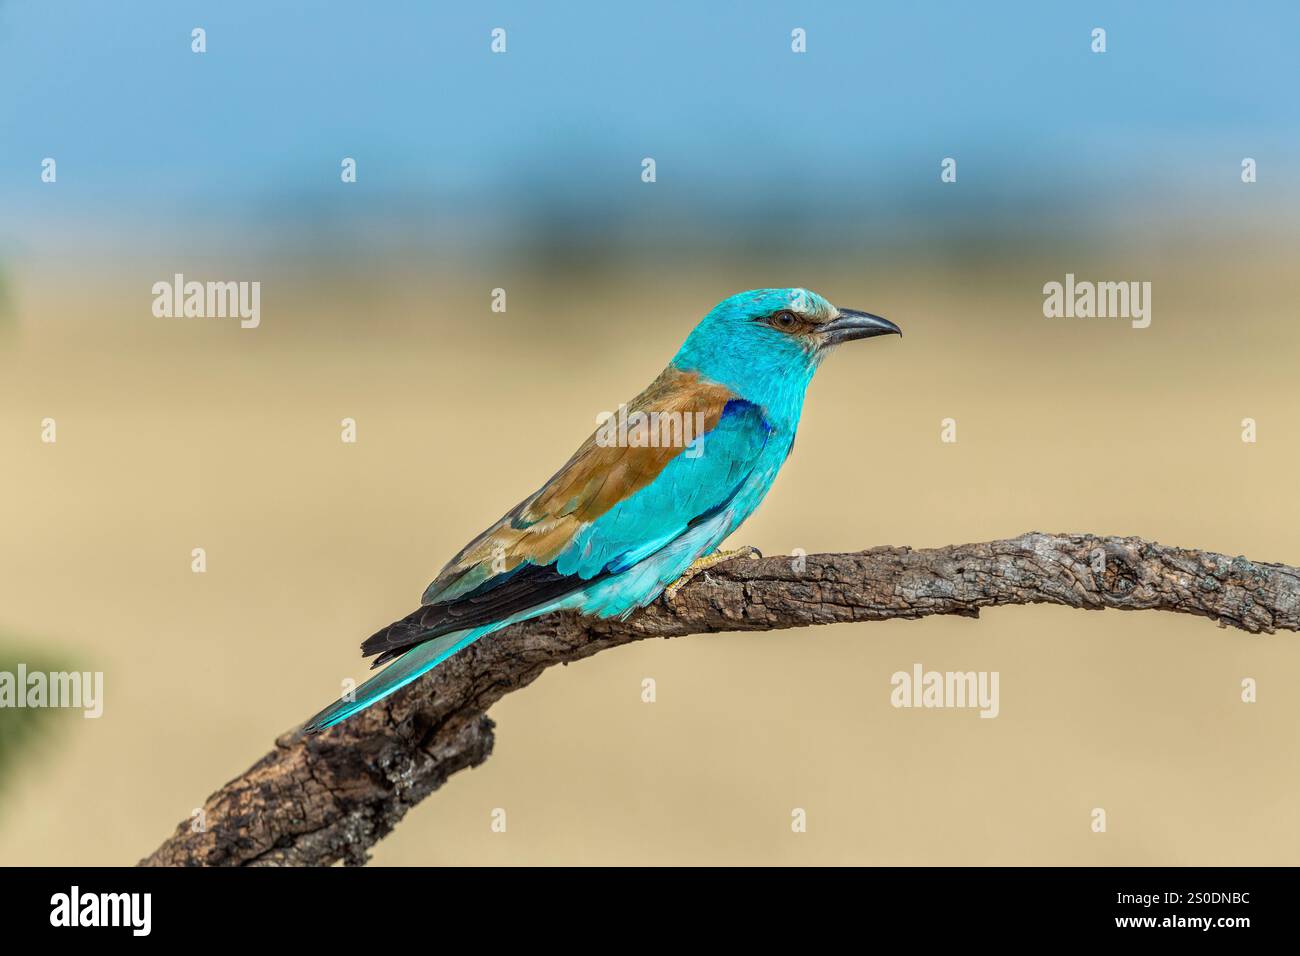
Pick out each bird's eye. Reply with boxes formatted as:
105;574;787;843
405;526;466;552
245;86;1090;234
772;310;798;330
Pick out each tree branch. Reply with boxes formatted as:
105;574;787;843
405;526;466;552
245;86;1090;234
139;532;1300;866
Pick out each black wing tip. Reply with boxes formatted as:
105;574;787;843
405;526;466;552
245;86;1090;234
370;648;403;669
357;563;605;667
359;606;433;658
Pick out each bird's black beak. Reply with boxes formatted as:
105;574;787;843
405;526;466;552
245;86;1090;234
819;309;902;347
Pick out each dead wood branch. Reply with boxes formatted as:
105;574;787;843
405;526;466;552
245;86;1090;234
140;532;1299;866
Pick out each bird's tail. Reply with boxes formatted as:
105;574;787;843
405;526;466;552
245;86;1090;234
302;625;491;734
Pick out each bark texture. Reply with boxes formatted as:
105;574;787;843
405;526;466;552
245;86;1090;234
140;532;1300;866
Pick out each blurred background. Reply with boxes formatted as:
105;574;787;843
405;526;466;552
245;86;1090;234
2;1;1299;865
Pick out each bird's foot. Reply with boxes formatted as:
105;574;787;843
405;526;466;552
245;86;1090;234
664;546;763;604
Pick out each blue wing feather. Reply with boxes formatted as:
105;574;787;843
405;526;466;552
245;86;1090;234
309;399;782;733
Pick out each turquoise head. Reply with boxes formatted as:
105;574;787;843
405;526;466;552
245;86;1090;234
671;288;900;426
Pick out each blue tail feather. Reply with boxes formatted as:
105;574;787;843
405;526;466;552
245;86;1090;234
303;626;489;733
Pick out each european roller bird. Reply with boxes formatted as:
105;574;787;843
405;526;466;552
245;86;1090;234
304;288;900;732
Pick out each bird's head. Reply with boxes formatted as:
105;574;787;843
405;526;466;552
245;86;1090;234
671;288;900;420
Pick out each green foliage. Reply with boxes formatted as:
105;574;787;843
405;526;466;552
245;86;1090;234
0;644;64;794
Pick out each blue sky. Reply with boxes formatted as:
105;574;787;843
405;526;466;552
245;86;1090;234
2;1;1296;251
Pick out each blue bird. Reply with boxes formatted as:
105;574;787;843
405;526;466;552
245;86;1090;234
304;288;900;732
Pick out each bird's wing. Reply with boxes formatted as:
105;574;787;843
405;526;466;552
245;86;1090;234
361;366;774;664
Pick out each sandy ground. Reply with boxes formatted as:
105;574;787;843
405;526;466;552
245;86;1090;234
2;249;1298;865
